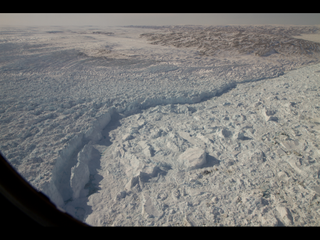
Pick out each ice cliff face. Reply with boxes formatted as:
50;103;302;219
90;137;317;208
41;109;114;206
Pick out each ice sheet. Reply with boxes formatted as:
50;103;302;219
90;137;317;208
1;25;320;226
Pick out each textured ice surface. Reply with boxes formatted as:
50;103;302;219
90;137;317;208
1;25;320;225
178;147;207;171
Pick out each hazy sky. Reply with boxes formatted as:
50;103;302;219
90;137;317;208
0;13;319;27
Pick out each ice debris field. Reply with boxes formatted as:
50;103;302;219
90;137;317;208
1;24;320;226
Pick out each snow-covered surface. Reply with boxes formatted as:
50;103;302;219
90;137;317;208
292;33;320;44
1;25;320;226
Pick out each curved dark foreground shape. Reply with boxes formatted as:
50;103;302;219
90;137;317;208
0;152;90;227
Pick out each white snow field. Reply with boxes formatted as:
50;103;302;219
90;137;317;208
1;24;320;226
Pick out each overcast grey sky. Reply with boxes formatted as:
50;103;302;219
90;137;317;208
0;14;319;27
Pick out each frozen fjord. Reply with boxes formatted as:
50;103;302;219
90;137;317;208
1;25;320;225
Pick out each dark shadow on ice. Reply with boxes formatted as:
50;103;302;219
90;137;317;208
215;82;237;97
238;136;252;141
139;166;168;183
74;146;104;223
275;218;285;227
202;154;221;168
98;111;123;147
63;145;104;223
87;147;103;186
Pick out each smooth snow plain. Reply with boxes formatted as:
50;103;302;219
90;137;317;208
1;25;320;226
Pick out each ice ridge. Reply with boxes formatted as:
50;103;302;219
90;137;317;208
40;79;239;207
41;108;114;207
